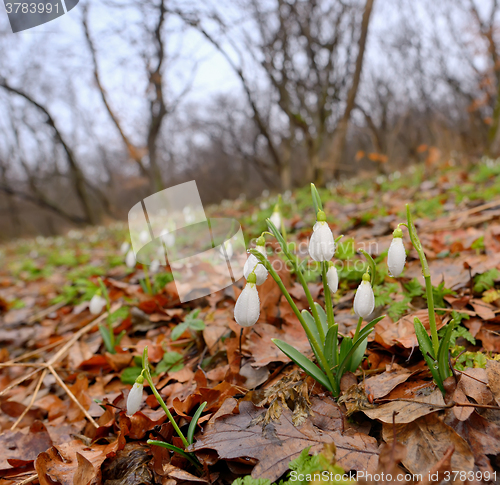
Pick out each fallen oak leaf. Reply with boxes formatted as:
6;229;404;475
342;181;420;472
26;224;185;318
363;389;445;424
382;414;474;479
189;400;378;482
364;364;414;400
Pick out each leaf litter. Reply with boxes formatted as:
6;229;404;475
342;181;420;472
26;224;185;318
1;162;500;483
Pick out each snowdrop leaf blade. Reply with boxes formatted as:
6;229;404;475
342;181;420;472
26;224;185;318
324;325;338;368
437;319;455;382
99;324;114;353
302;310;320;343
414;318;444;392
348;339;367;373
313;302;328;337
187;401;207;445
272;339;333;393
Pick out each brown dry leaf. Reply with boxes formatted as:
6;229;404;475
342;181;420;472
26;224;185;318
245;320;310;367
465;321;500;351
486;359;500;406
101;443;154;485
363;389;445;424
190;400;378;482
364;364;413;399
469;299;496;321
0;421;52;470
445;411;500;474
35;436;123;485
382;414;474;478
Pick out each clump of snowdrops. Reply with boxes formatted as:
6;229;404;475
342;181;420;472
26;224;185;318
234;185;385;397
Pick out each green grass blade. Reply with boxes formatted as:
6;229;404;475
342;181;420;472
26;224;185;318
272;339;333;393
99;324;114;353
187;401;207;445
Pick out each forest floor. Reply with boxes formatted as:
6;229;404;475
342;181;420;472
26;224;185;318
2;159;500;485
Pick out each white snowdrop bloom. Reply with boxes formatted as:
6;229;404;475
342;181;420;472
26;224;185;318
89;294;106;315
308;211;335;262
270;207;281;229
126;249;136;268
353;273;375;319
126;376;144;415
388;228;406;278
120;242;130;254
149;259;160;274
234;276;260;327
162;232;175;248
243;238;268;285
326;264;339;294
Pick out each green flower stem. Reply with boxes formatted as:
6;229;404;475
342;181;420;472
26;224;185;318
143;264;153;295
321;262;335;329
250;251;339;395
353;317;363;342
406;204;439;356
281;246;325;343
142;348;189;448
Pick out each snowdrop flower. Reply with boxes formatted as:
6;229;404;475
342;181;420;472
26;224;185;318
126;249;136;268
234;272;260;327
388;227;406;277
120;241;130;254
270;205;281;229
243;236;268;285
89;294;106;315
326;263;339;294
149;259;160;274
353;272;375;319
126;374;144;415
308;211;335;261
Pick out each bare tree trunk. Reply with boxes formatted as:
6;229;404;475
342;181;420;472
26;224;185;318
0;80;97;224
328;0;375;180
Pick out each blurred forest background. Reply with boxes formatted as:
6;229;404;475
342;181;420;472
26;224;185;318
0;0;499;239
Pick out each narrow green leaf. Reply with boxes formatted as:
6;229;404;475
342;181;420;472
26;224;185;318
413;317;435;360
302;310;320;343
187;401;207;445
339;337;353;367
272;339;333;393
147;440;200;468
336;315;384;382
437;319;455;382
348;339;367;373
99;324;114;353
314;303;328;337
414;318;444;393
115;330;126;346
266;218;288;254
324;325;338;369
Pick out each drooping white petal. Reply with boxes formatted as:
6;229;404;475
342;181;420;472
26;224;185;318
120;242;130;254
126;249;136;268
353;280;375;319
388;237;406;277
326;266;339;294
243;254;268;285
308;222;336;261
234;283;260;327
126;382;143;415
89;295;106;315
270;211;281;229
149;259;160;274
